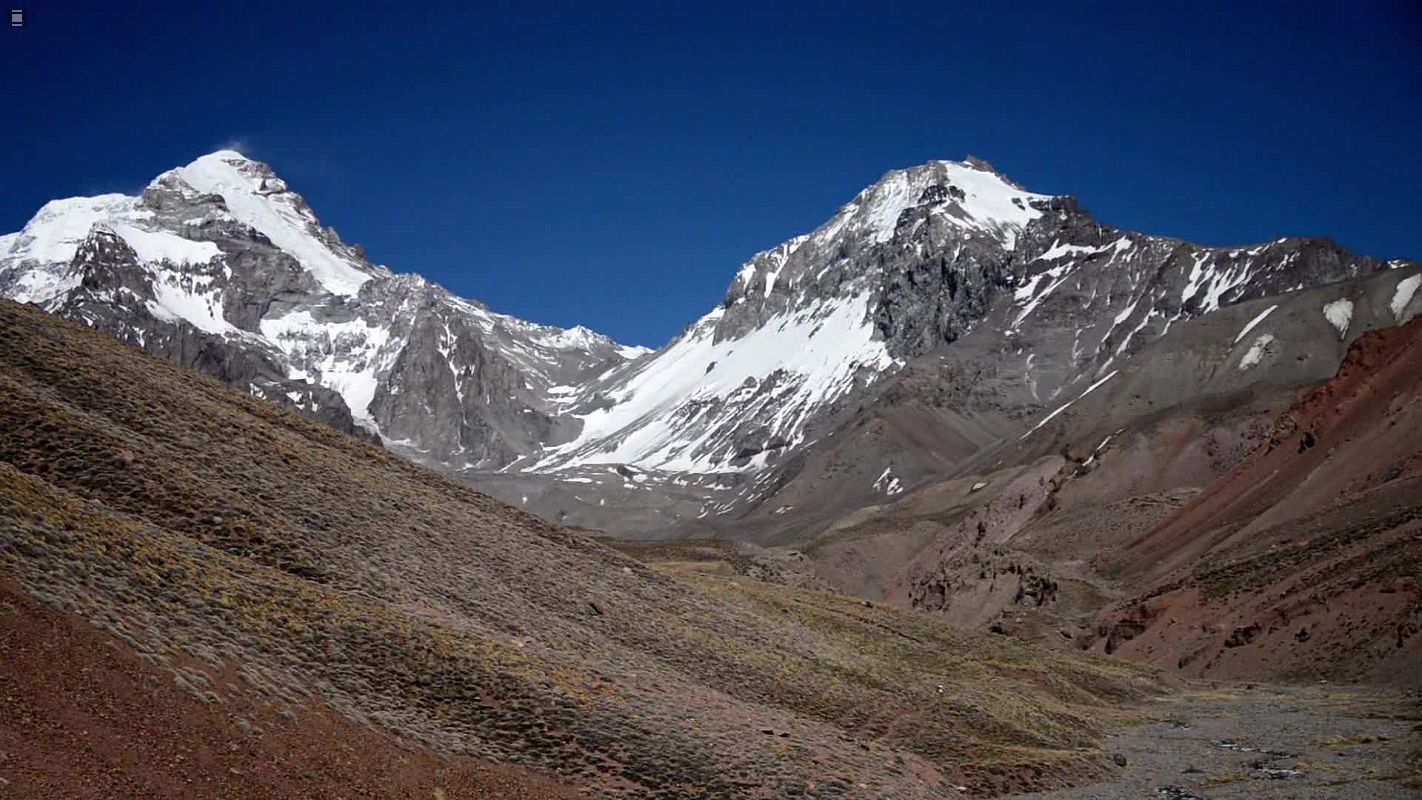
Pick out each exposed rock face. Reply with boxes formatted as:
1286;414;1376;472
3;151;1418;536
514;159;1416;535
0;151;648;464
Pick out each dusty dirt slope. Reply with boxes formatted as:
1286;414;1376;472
1089;317;1422;685
0;299;1162;799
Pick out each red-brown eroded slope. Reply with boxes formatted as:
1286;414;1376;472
1090;317;1422;685
0;581;583;800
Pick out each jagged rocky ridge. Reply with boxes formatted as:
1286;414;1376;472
538;160;1410;474
499;158;1417;533
0;151;649;467
2;152;1417;534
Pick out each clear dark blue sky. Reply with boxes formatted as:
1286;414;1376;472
3;1;1418;346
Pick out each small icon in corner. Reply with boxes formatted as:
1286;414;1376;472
8;9;22;27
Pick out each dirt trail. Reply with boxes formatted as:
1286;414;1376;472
1010;683;1421;799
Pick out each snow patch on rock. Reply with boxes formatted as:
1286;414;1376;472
874;467;904;496
535;293;897;473
147;275;236;335
1391;274;1420;321
1233;304;1278;344
1238;333;1276;370
259;309;396;429
113;224;220;265
1322;299;1353;339
1021;370;1119;439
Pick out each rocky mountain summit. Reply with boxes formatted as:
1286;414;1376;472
3;152;1417;536
0;151;648;467
494;158;1418;534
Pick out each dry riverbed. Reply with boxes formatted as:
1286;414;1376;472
1012;683;1421;799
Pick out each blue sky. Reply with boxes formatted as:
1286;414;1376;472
3;1;1418;346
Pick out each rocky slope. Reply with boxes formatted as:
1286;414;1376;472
489;160;1417;535
3;152;1416;537
1083;316;1422;685
0;150;648;466
772;310;1422;688
0;298;1163;798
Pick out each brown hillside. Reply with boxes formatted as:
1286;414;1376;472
0;579;583;799
0;299;1160;799
1090;317;1422;685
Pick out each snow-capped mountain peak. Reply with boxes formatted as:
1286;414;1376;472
159;150;383;296
1;150;647;466
4;151;1415;539
847;159;1049;248
527;158;1056;476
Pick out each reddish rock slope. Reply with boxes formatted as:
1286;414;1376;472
1089;318;1422;685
